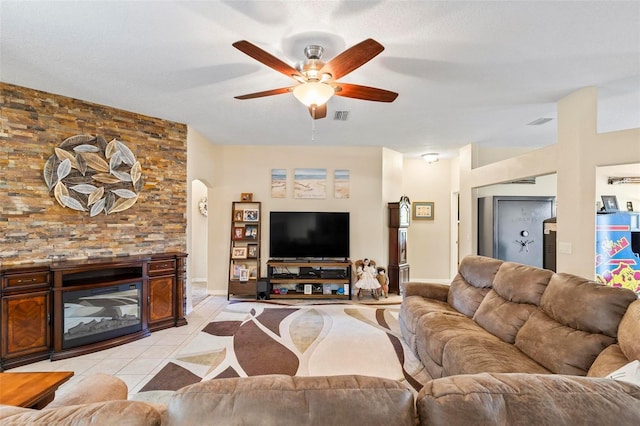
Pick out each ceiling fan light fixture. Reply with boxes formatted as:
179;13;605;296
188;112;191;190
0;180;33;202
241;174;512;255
421;153;439;163
293;82;335;107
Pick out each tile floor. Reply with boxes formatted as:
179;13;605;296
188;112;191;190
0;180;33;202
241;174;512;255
10;295;228;399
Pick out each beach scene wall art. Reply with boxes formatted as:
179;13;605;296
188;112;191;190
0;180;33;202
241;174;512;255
294;168;326;199
271;169;286;198
334;169;350;199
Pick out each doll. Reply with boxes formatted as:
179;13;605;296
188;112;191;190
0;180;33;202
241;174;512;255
355;258;381;300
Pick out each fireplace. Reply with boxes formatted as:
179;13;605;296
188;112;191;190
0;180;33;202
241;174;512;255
62;281;142;350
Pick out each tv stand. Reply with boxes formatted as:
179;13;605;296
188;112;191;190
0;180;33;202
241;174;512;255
267;260;352;300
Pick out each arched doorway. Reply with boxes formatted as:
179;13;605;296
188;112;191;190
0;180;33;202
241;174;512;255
190;179;209;309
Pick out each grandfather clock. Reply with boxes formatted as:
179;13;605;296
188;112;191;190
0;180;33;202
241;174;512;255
388;196;410;295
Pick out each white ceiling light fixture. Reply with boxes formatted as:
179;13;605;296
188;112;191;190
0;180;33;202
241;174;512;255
292;82;335;107
422;153;439;164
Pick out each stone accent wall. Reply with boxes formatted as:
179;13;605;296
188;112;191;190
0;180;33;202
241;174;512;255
0;82;187;265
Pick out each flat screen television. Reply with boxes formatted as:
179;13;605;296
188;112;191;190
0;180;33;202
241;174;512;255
269;212;349;259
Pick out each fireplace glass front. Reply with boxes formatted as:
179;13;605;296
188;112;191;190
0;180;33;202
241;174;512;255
62;282;142;349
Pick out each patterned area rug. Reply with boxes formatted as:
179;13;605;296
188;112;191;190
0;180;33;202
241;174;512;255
136;302;428;399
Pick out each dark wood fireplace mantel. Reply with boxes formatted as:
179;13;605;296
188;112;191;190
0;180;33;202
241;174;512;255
0;252;187;370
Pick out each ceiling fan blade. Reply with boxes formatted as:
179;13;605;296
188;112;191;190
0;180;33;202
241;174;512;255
308;103;327;120
320;38;384;81
233;40;303;79
334;83;398;102
234;87;293;100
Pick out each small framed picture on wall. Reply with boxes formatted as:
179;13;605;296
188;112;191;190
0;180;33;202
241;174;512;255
413;201;435;220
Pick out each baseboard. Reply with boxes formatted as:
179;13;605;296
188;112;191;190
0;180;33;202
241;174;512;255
191;278;207;283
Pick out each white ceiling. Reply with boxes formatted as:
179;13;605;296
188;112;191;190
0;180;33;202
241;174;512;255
1;1;639;158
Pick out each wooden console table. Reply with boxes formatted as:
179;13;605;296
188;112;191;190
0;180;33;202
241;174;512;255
0;371;73;409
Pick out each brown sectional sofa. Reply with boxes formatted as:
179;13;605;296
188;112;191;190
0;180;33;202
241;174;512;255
401;255;640;424
0;374;415;425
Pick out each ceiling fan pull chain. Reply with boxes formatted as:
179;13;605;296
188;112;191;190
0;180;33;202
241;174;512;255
311;111;316;141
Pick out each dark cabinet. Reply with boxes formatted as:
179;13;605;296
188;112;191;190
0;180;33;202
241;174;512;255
388;198;411;295
1;267;51;370
148;258;176;331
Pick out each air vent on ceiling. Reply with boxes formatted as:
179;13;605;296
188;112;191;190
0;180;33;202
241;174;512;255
527;118;553;126
333;111;349;121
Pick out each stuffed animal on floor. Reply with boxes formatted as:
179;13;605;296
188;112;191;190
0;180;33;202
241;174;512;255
376;266;389;298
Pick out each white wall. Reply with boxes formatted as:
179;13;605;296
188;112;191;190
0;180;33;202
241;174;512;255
187;144;403;295
186;128;219;312
403;157;452;280
459;87;640;279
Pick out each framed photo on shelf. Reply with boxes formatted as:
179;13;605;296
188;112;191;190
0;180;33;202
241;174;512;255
239;268;250;282
233;210;244;222
413;201;435;220
243;209;259;222
627;201;634;212
249;266;258;278
232;226;245;240
244;225;258;239
601;195;619;212
247;244;258;259
231;247;247;259
241;192;253;201
232;263;246;280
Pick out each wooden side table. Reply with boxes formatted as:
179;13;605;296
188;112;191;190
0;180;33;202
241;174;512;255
0;371;74;409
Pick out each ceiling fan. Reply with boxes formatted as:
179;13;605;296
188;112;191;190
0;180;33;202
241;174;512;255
232;38;398;119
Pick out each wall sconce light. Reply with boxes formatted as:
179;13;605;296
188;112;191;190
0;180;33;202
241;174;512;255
421;153;439;164
292;82;335;107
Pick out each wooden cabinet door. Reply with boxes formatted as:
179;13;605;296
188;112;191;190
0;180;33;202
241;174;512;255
149;276;175;324
2;291;50;359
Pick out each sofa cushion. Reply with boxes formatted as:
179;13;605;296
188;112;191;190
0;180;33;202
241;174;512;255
400;295;462;335
443;334;550;376
540;273;637;338
472;262;552;344
447;256;502;317
46;373;128;409
515;309;615;375
416;312;498;367
588;344;632;377
473;290;538;343
416;373;640;426
165;375;415;426
618;299;640;362
492;261;553;305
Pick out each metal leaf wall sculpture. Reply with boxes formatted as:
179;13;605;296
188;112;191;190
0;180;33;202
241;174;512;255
44;134;143;216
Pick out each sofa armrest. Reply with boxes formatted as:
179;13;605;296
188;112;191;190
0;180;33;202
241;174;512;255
417;373;640;426
404;282;449;301
166;375;415;425
0;400;161;425
45;373;128;409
